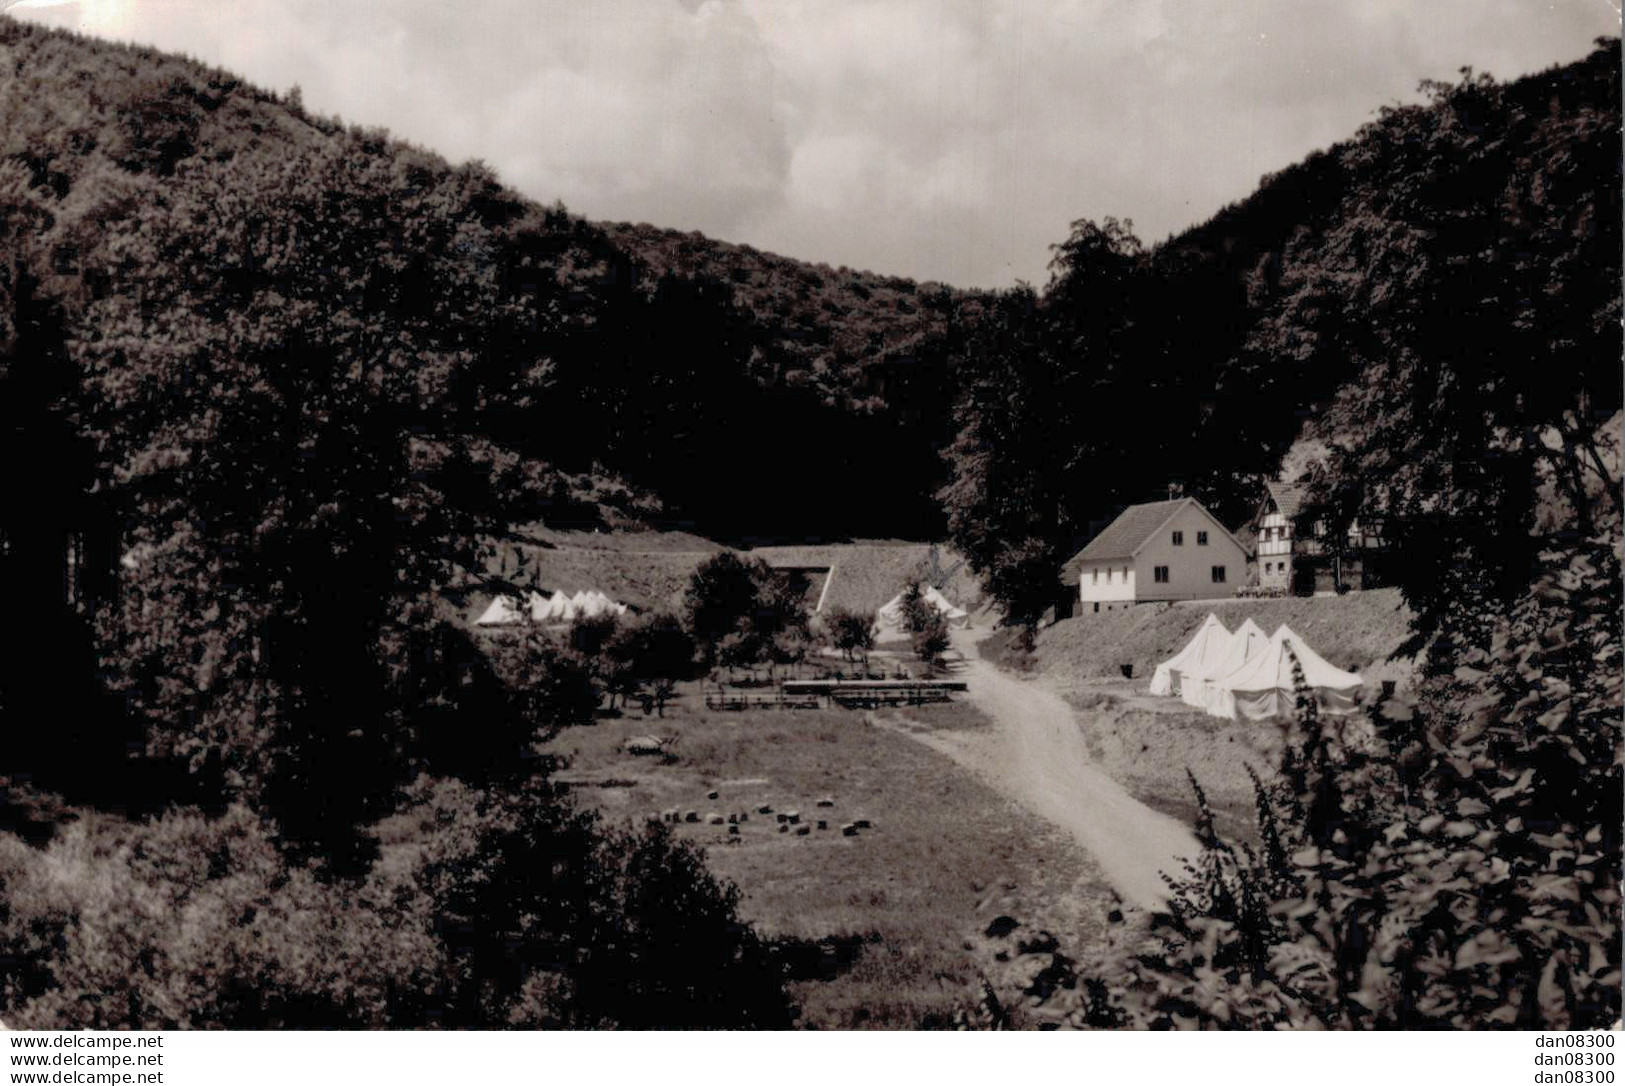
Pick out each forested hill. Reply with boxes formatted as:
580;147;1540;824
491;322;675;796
1140;39;1622;527
935;38;1619;628
602;221;978;411
0;17;1615;566
0;17;982;545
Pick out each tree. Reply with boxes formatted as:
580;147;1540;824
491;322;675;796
604;612;697;714
681;552;807;672
939;220;1150;632
911;609;951;673
896;579;931;634
827;608;876;665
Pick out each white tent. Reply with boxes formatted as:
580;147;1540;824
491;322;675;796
538;589;630;623
527;591;553;622
474;595;528;626
1149;614;1231;696
1207;624;1363;722
541;591;571;622
924;587;970;628
873;585;971;639
1191;618;1270;712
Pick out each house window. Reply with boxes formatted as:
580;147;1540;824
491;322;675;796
1197;531;1208;546
1092;568;1098;584
1154;566;1169;584
1171;531;1183;546
1093;602;1100;613
1211;566;1226;584
1121;566;1128;581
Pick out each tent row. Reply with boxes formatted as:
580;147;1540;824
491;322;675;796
475;589;629;627
1148;613;1362;721
873;586;970;639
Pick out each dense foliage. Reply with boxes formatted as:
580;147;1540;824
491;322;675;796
939;42;1621;629
0;19;796;1028
825;608;877;665
0;788;793;1029
681;552;809;673
0;17;1615;1032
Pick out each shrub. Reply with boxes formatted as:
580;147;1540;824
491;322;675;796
912;609;951;671
1030;538;1621;1029
0;781;797;1030
827;608;876;664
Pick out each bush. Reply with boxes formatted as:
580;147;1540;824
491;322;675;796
911;609;951;671
827;608;876;663
1027;538;1621;1029
0;781;797;1030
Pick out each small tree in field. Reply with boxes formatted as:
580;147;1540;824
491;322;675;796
912;609;951;673
682;552;808;673
897;578;932;634
828;608;876;665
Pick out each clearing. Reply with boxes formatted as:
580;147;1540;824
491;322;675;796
539;687;1114;1029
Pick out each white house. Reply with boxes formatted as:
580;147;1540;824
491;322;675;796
1062;498;1248;612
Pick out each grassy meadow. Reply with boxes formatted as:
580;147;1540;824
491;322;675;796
540;686;1111;1028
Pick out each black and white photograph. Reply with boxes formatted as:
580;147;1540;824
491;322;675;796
0;0;1617;1059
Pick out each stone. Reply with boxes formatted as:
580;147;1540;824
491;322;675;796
984;915;1021;939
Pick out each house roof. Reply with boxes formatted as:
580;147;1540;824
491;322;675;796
1264;480;1307;519
1060;497;1251;584
1058;499;1184;583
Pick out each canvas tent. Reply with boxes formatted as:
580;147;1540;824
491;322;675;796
474;595;528;626
478;589;630;627
873;585;971;639
1191;617;1270;712
547;589;630;623
1149;613;1231;697
1207;624;1363;722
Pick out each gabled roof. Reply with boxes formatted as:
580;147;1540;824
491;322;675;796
1263;480;1307;519
1073;499;1189;564
1060;497;1246;583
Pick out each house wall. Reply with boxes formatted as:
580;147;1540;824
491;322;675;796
1258;510;1293;592
1077;559;1136;611
1132;503;1247;602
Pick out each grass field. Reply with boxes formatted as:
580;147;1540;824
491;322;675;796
540;687;1111;1028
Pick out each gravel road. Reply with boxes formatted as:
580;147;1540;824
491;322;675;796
905;627;1201;912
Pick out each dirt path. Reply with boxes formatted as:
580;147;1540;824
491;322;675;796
900;628;1201;912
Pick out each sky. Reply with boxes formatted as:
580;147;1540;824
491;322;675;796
6;0;1617;288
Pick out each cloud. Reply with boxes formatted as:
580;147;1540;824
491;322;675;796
7;0;1617;286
